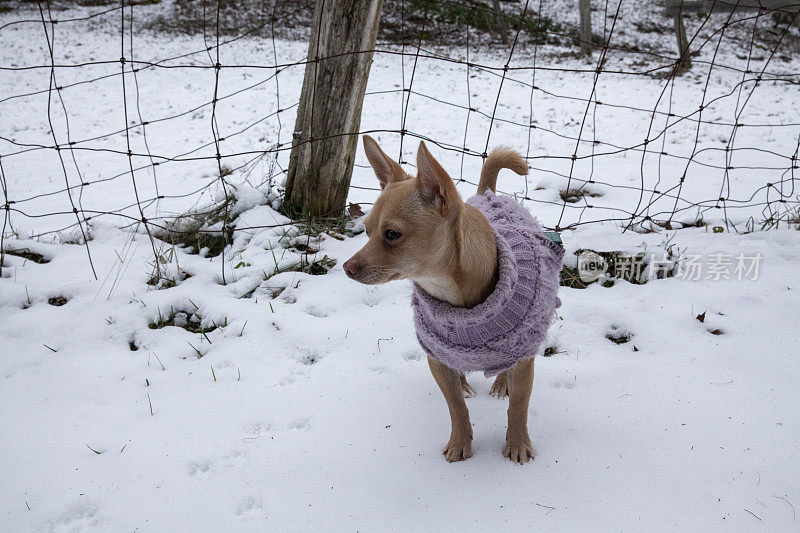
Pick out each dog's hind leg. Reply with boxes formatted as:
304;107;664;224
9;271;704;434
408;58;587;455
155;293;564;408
503;357;536;464
489;371;508;397
428;356;473;462
460;374;476;397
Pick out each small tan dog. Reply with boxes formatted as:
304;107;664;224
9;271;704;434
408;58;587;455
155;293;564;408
344;135;542;464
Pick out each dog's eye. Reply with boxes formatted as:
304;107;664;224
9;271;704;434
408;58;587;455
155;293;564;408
384;229;401;241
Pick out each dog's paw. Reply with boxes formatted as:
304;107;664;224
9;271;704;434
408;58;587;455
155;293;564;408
443;436;473;462
460;375;476;398
503;438;535;464
490;372;508;398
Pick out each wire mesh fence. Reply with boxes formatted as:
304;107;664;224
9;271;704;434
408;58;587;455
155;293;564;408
1;0;799;281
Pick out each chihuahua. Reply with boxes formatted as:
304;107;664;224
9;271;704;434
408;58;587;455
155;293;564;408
344;135;563;464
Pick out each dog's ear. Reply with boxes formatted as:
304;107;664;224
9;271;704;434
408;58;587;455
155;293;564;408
416;141;460;218
363;135;406;190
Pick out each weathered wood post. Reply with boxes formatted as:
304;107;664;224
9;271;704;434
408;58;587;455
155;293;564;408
579;0;592;56
665;0;693;72
672;10;692;71
284;0;384;218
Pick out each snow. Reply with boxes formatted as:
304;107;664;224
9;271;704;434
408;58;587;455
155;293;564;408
1;3;799;531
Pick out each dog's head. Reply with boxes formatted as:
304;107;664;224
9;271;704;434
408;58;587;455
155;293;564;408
343;135;462;285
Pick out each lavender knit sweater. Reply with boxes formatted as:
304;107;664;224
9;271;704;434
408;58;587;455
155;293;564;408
411;191;564;377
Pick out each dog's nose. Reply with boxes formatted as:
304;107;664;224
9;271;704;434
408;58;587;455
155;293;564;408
343;259;360;278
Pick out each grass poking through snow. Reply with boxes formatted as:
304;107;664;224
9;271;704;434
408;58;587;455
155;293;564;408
2;248;49;264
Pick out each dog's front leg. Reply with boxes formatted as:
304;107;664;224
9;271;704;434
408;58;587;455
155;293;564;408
427;356;473;462
503;357;536;464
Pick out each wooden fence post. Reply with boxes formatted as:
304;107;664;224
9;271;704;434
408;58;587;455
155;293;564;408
579;0;592;56
673;10;692;72
284;0;384;218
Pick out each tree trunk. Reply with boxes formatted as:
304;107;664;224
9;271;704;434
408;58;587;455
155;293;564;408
492;0;509;44
284;0;384;218
579;0;592;56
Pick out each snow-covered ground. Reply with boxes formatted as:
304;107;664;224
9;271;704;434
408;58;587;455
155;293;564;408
1;4;799;531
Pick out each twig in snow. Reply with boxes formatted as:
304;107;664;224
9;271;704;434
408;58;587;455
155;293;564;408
535;502;556;515
744;509;762;521
86;444;103;454
152;351;166;371
773;494;796;521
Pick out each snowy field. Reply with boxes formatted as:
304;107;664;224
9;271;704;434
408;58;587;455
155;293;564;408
1;3;800;531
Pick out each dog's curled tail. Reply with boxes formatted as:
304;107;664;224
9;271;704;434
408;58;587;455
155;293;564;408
477;146;528;194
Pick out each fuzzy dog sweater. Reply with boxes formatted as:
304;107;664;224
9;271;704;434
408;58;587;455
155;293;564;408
411;191;564;377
